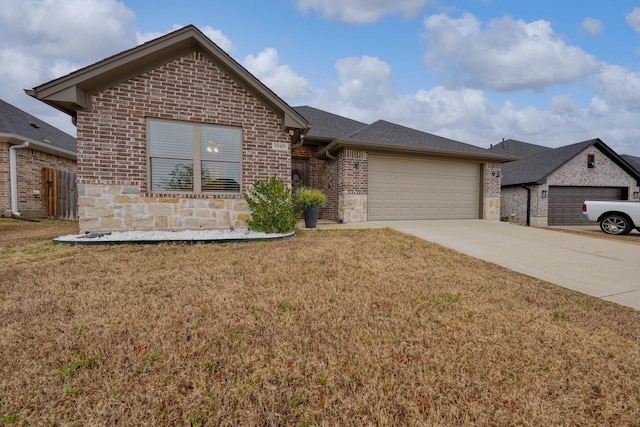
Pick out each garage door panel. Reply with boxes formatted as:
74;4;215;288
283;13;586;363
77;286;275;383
368;156;480;220
548;186;624;226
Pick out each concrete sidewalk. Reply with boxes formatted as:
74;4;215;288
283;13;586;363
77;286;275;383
306;220;640;311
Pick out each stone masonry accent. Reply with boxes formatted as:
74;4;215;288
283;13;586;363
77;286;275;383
483;161;502;221
78;184;250;232
74;51;291;232
337;149;368;222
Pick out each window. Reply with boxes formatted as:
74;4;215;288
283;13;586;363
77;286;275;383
587;154;595;168
148;119;242;194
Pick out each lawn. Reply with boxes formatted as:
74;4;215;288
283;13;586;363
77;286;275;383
1;219;639;426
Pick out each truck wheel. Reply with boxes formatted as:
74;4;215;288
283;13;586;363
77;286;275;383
600;214;632;235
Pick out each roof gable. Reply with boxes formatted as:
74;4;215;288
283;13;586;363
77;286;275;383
0;99;76;154
27;25;308;132
315;119;514;161
490;139;550;158
293;106;367;140
622;154;640;175
502;138;640;186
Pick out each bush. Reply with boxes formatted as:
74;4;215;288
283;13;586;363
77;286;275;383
296;187;327;208
244;177;298;233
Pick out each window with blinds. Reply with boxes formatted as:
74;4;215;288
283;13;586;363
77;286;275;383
148;119;242;194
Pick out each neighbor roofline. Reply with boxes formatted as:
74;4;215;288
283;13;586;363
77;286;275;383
318;139;518;162
26;25;309;132
0;133;77;160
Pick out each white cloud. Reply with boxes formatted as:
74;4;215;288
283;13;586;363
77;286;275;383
422;13;600;91
0;0;136;59
0;0;138;134
294;0;429;23
334;56;397;108
581;17;603;36
243;48;317;103
592;64;640;109
626;7;640;32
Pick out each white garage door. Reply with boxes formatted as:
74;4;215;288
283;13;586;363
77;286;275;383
368;156;481;220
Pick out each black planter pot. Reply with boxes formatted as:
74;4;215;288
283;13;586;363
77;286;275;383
303;205;320;228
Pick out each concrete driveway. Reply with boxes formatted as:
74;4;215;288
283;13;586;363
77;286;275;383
374;220;640;311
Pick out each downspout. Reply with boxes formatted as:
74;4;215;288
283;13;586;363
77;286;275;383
290;133;305;150
523;185;531;226
9;141;30;217
324;150;341;222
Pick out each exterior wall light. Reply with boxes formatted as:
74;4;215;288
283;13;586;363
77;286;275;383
541;190;548;198
354;161;363;171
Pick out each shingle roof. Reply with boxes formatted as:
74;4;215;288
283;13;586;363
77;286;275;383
501;139;606;186
622;154;640;175
343;120;497;155
0;99;76;153
293;106;367;140
489;139;550;158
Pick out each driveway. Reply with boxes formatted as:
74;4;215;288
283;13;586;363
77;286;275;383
374;220;640;311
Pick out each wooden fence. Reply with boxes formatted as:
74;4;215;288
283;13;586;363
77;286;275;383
42;168;78;220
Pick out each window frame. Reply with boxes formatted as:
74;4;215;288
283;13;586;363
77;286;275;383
146;118;243;195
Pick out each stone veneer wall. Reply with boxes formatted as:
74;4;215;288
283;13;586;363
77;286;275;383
337;149;368;222
75;51;291;232
0;141;76;217
483;161;502;221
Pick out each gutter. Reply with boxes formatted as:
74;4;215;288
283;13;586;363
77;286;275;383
9;141;30;217
318;139;518;163
0;133;77;160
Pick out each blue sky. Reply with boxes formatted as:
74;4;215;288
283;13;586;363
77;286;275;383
2;0;640;155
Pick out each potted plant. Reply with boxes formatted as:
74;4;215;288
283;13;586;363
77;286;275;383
296;187;326;228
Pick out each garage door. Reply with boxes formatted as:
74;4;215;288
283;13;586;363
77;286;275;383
548;186;625;226
368;156;480;220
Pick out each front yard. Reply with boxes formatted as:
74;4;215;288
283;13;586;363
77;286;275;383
1;220;639;425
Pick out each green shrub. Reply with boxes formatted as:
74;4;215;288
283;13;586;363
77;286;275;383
245;177;298;233
296;187;327;208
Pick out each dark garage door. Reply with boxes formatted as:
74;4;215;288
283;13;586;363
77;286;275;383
548;186;626;226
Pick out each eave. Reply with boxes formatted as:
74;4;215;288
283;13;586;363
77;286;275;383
318;139;518;163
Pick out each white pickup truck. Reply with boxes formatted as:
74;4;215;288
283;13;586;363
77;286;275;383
581;200;640;235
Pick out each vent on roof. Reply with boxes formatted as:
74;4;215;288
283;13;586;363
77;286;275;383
29;122;40;129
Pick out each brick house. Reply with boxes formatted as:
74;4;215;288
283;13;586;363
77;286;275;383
0;99;77;218
292;106;513;223
28;25;512;233
491;139;640;226
28;25;309;232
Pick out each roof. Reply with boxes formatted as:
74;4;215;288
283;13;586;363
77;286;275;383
26;25;308;132
0;99;76;154
501;138;640;186
622;154;640;175
319;119;515;162
293;106;367;140
489;139;550;158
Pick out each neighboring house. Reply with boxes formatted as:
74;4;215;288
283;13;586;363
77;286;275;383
0;99;77;218
27;25;512;233
293;106;513;223
492;139;640;226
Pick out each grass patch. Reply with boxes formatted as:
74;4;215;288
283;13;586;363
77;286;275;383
1;222;640;425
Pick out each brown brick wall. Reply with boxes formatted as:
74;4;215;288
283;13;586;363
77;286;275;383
317;158;336;220
0;141;76;217
75;50;291;196
338;149;368;194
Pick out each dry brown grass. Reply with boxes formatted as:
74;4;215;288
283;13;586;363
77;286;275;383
1;221;639;426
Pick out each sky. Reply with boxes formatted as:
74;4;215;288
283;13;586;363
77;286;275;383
2;0;640;155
